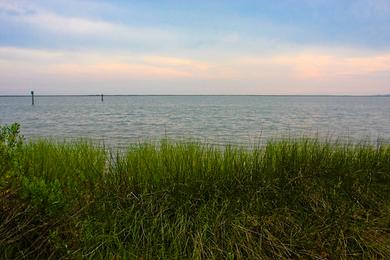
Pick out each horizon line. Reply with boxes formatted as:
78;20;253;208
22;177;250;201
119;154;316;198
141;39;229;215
1;94;390;97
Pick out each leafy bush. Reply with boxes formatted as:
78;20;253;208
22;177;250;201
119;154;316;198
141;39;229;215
0;123;23;179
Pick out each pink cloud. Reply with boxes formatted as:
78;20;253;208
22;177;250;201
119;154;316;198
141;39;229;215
0;47;390;94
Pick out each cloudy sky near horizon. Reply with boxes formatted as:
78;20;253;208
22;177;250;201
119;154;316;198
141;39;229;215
1;0;390;95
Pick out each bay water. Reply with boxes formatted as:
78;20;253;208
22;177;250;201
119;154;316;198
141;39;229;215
1;95;389;148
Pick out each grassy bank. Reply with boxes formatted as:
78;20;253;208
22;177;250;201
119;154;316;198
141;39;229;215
1;124;390;259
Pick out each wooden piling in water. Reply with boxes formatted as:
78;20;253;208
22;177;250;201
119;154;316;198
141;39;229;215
31;91;34;105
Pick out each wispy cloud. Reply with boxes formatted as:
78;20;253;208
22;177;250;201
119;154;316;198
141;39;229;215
0;47;210;79
271;51;390;79
0;0;180;48
1;46;390;94
143;56;211;71
0;0;34;15
229;48;390;81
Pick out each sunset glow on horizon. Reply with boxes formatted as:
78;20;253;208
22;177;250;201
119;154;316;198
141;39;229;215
1;0;390;95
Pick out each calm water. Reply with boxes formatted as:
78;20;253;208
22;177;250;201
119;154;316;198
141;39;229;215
1;96;389;147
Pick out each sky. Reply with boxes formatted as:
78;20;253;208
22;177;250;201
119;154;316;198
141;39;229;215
0;0;390;95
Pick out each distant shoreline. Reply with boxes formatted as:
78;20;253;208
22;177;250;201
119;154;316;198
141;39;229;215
1;94;390;97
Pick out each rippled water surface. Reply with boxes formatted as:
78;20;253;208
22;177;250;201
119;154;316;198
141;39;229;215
1;96;389;147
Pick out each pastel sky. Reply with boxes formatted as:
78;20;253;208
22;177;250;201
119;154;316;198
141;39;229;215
1;0;390;95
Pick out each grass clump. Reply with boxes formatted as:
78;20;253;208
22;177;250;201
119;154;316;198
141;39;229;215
1;124;389;259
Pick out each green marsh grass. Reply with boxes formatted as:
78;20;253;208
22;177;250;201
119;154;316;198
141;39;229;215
1;125;389;258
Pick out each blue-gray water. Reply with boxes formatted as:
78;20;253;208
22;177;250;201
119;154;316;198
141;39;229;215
1;96;389;147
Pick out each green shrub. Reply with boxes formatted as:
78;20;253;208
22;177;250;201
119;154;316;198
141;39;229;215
0;123;23;183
